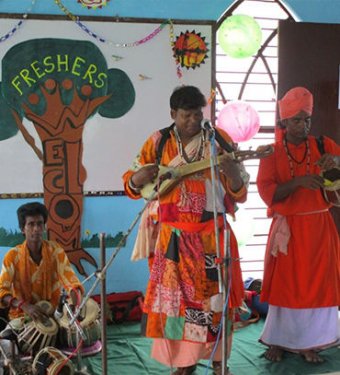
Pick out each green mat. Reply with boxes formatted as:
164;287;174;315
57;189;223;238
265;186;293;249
82;319;340;374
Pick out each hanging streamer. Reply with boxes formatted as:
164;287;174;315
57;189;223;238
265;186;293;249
168;20;183;79
0;0;36;43
55;0;168;47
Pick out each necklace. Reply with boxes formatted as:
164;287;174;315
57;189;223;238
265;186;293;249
174;126;205;163
283;135;311;177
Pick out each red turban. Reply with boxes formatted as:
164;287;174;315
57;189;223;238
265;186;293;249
278;87;313;120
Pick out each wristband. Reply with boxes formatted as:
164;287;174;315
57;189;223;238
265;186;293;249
17;300;26;310
226;179;245;199
128;176;142;192
7;296;15;308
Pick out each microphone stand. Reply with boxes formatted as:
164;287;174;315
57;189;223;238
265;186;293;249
206;127;230;375
100;233;108;375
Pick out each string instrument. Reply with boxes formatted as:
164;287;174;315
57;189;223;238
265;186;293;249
141;145;273;200
321;167;340;207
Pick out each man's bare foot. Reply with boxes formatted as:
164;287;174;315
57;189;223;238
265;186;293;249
264;346;284;362
212;362;233;375
172;365;197;374
300;350;324;363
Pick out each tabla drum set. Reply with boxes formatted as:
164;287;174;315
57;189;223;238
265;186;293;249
0;298;101;375
322;166;340;207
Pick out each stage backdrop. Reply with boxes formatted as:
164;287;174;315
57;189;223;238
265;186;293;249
0;16;213;193
278;20;340;232
0;15;213;291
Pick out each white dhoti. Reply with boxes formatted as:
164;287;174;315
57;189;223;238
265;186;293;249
260;305;339;351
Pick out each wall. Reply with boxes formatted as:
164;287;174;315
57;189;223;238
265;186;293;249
0;0;339;295
0;7;213;294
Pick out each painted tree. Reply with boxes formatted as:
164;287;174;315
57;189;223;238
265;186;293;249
0;38;135;275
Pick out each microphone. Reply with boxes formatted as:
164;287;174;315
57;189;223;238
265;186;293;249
201;119;215;133
54;288;67;320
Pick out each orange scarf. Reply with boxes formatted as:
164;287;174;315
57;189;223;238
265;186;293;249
18;241;52;303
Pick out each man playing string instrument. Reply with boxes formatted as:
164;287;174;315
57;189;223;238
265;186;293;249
123;85;248;375
256;87;340;363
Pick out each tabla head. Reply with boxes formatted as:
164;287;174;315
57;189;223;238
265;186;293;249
322;167;340;188
36;300;54;316
321;167;340;207
59;298;100;328
321;167;340;186
34;316;59;334
32;346;74;375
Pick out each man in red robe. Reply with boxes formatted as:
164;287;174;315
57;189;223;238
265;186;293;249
257;87;340;363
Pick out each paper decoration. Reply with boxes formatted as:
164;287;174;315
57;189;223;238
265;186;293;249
56;0;168;46
169;21;183;79
138;74;151;80
173;30;209;69
218;14;262;58
0;0;36;43
217;101;260;142
78;0;109;9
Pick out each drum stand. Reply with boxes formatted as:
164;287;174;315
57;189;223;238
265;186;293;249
63;301;92;375
0;339;18;375
0;336;32;375
73;331;91;375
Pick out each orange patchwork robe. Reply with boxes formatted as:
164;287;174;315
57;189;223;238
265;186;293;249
0;240;84;319
257;135;340;308
123;127;246;344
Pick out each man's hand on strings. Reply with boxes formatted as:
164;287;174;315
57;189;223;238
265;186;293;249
131;164;160;188
219;153;244;192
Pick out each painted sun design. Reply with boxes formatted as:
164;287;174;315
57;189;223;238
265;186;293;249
78;0;110;9
173;30;209;69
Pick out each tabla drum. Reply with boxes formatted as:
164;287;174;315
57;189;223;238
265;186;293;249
58;298;101;348
36;300;55;316
322;167;340;207
32;346;74;375
18;316;58;354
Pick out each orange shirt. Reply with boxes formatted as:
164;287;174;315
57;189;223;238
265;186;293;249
0;240;84;319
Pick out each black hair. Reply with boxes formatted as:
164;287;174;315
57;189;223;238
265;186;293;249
17;202;48;231
170;85;207;110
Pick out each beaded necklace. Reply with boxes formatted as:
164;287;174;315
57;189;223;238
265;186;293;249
174;126;205;163
283;135;311;176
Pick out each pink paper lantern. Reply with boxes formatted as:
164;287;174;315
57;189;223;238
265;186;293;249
217;101;260;142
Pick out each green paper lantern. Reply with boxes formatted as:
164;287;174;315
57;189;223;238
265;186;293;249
218;14;262;58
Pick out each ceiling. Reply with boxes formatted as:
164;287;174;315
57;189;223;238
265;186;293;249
0;0;340;23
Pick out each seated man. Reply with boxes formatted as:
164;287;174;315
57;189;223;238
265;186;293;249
0;202;84;371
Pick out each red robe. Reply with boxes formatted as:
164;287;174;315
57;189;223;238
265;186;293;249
257;135;340;308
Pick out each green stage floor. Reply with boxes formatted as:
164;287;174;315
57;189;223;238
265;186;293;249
82;319;340;375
